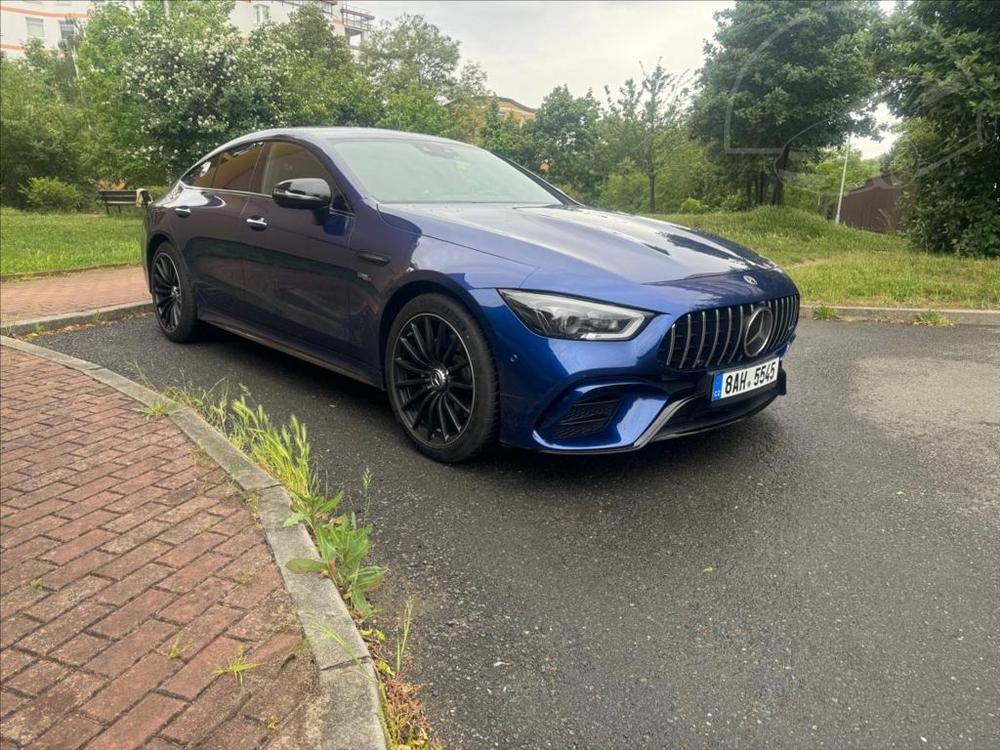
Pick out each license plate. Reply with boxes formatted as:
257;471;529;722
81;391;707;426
712;358;780;401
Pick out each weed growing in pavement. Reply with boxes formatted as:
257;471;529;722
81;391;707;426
158;633;188;660
284;488;343;535
212;646;259;686
319;598;438;750
913;310;954;327
29;578;44;589
813;304;841;321
227;397;313;497
287;508;386;618
265;715;279;731
136;398;176;419
235;570;253;586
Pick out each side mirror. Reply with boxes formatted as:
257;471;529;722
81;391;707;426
272;178;331;214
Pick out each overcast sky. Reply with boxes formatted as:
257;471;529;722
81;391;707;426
365;0;897;158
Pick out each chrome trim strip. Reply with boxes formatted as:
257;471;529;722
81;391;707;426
707;308;721;367
678;315;692;369
633;395;700;449
718;306;733;368
693;310;707;368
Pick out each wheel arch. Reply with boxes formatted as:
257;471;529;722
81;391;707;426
145;231;174;285
378;275;495;388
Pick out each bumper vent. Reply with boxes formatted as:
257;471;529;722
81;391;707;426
659;294;799;371
553;391;622;440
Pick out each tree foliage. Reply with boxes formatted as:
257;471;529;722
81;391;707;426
604;62;688;211
689;0;882;205
0;53;85;205
879;0;1000;257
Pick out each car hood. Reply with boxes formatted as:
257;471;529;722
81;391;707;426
377;203;796;314
378;203;779;281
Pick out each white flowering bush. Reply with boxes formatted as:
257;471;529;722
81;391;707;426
77;1;378;185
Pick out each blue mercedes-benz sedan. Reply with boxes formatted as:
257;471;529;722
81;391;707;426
144;127;799;461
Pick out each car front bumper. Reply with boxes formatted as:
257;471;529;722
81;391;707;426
471;289;792;454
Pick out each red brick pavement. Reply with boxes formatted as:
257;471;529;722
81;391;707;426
0;346;323;749
0;268;148;325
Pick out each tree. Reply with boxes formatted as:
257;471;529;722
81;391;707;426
478;99;533;163
604;62;687;211
530;85;605;201
76;0;379;184
360;14;484;101
689;0;882;205
360;13;485;141
78;0;244;183
0;56;85;205
255;2;379;126
879;0;1000;257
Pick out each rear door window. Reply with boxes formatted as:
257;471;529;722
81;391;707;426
213;142;264;192
182;157;218;188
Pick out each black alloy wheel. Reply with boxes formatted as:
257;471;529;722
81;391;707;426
152;252;182;332
386;294;498;462
392;313;475;443
150;242;199;342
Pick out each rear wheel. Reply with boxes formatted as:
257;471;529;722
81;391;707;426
386;294;498;462
150;242;200;342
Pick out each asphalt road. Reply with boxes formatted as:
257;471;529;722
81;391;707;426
42;317;1000;749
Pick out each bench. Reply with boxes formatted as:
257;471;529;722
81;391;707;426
97;189;151;214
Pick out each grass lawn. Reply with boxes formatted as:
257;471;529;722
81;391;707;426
0;207;143;278
658;207;1000;309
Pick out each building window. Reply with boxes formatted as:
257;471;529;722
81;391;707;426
254;5;270;24
26;17;45;40
59;20;76;42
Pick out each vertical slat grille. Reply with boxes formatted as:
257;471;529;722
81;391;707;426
660;294;799;371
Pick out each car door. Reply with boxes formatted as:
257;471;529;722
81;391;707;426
170;141;266;323
239;139;359;361
170;154;250;321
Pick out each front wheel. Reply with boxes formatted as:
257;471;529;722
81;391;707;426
386;294;499;462
150;242;200;342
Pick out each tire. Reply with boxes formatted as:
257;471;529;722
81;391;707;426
385;294;499;462
150;242;200;343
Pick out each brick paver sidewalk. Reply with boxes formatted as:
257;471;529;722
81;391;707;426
0;345;323;748
0;268;148;326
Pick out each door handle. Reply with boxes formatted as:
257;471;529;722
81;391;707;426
246;216;268;231
356;251;389;266
174;206;191;217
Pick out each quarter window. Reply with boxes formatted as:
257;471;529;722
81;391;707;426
213;142;264;192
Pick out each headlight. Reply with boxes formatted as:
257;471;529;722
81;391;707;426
500;290;650;341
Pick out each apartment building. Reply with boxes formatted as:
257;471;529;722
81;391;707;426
0;0;373;57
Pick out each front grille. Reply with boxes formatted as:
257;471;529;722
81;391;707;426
553;390;621;440
659;294;799;371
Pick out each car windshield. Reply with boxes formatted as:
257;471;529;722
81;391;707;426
328;138;561;204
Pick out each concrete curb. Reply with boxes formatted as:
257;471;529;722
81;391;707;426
0;335;388;750
800;303;1000;327
1;300;153;337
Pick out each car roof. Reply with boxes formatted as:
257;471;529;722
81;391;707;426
202;127;468;166
240;127;463;147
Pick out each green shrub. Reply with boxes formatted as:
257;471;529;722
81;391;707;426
19;177;82;212
679;197;710;214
